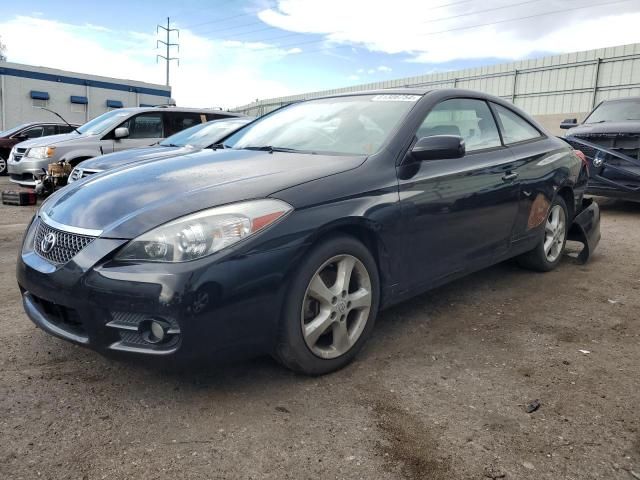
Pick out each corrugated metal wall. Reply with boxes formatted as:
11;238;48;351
232;42;640;132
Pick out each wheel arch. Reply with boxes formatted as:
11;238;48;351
556;184;575;220
299;218;394;307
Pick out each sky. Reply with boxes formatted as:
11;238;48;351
1;0;640;109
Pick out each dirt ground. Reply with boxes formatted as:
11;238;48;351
0;175;638;480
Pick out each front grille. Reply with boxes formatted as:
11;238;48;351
10;173;34;182
69;168;83;182
13;147;27;162
34;219;95;265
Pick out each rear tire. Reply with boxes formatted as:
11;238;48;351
517;196;568;272
274;235;380;375
0;156;7;176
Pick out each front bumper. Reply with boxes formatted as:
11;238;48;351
8;156;51;186
568;198;601;263
17;219;300;361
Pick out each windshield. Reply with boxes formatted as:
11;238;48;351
77;110;132;135
1;123;30;137
585;99;640;123
159;118;251;148
224;94;421;155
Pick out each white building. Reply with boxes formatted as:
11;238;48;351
0;62;171;130
232;42;640;134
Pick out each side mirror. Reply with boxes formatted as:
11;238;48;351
411;135;465;161
114;127;130;139
560;118;578;130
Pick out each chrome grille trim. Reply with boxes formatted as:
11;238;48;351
40;211;103;236
34;219;96;265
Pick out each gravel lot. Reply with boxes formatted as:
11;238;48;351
1;175;638;480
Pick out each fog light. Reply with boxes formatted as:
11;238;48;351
140;318;171;344
150;321;166;342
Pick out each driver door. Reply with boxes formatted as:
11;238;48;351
397;97;521;289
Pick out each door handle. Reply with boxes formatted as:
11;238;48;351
502;172;519;182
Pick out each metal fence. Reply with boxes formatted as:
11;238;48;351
232;43;640;119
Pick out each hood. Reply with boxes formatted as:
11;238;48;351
14;132;88;148
41;148;365;239
76;145;189;171
567;121;640;137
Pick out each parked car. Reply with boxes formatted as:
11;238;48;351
68;117;252;183
17;89;600;375
562;96;640;202
0;122;80;175
7;106;244;186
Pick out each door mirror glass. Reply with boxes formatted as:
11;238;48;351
114;127;130;139
560;118;578;129
412;135;466;161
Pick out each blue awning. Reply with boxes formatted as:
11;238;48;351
106;99;123;108
70;95;88;104
30;90;50;100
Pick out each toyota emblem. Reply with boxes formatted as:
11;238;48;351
40;232;57;254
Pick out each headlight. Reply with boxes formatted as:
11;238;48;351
27;146;56;159
116;199;293;262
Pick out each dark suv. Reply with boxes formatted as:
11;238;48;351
0;123;79;175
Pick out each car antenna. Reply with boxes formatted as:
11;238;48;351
37;106;81;134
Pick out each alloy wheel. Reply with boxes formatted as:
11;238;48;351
0;157;6;175
301;254;372;359
544;204;566;262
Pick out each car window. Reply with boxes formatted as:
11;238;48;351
43;125;57;136
165;113;203;136
123;113;164;139
57;125;75;134
418;98;501;153
492;103;542;144
584;99;640;123
23;126;45;139
226;94;420;155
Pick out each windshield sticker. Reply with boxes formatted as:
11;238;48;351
371;94;421;102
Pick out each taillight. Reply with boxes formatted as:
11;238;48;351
574;149;589;174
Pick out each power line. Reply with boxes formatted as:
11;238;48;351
258;0;634;56
181;0;480;35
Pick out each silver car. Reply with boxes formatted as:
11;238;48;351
8;106;243;186
68;117;253;183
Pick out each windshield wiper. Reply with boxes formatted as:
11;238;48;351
209;143;227;150
242;146;300;153
161;143;183;147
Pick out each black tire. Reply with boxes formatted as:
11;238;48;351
517;196;569;272
274;235;380;375
0;156;7;176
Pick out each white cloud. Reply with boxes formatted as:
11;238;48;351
347;74;359;80
258;0;640;63
0;15;295;109
377;65;392;72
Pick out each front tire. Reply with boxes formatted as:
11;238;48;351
518;196;569;272
274;235;380;375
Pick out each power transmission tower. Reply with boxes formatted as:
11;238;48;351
156;17;179;87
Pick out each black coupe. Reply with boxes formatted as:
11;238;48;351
17;89;600;375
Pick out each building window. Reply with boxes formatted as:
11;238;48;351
70;95;88;114
30;90;50;108
32;98;48;108
71;103;87;114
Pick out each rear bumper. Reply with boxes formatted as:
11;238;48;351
568;198;601;263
